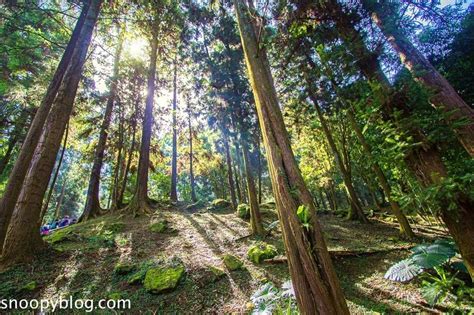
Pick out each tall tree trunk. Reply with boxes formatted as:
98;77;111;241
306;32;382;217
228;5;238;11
40;120;69;222
242;140;264;235
118;98;139;206
0;0;102;266
233;159;243;204
170;54;178;202
187;106;197;202
305;87;368;223
128;28;158;214
0;1;89;251
322;0;474;279
110;103;124;211
314;49;414;237
347;107;414;238
256;140;263;203
222;131;237;210
235;141;247;203
82;24;124;220
233;0;349;313
362;0;474;157
54;178;67;220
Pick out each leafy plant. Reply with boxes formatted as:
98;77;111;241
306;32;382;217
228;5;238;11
296;205;311;231
420;266;473;307
250;281;298;314
384;239;460;282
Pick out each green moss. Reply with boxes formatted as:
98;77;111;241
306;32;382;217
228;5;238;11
21;281;37;291
208;266;225;280
247;242;278;264
107;292;122;300
44;227;76;244
114;262;135;275
237;204;250;219
143;265;185;294
209;199;232;212
149;220;168;233
222;254;243;271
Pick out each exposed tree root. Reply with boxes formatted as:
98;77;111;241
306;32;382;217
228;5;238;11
262;245;414;264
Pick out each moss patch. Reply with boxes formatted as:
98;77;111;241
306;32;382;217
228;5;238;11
222;254;243;271
149;220;168;233
237;204;250;220
247;242;278;264
114;262;135;275
143;265;185;294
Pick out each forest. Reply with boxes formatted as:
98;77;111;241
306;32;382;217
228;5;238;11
0;0;473;313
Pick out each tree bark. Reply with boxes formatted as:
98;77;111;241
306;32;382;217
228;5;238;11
187;105;197;202
170;53;178;202
305;87;368;223
346;107;414;238
233;0;349;313
54;178;67;220
39;120;69;222
222;131;237;210
323;0;474;279
0;0;102;266
82;24;124;220
362;0;474;157
0;0;89;251
242;140;264;235
128;28;158;214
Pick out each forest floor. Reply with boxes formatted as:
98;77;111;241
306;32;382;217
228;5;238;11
0;203;461;314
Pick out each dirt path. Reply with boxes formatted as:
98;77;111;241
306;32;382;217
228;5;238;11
0;207;451;313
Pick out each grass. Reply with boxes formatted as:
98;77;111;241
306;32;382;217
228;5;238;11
0;207;464;313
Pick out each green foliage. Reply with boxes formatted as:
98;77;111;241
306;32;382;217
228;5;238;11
143;264;185;294
247;242;278;264
296;205;311;230
222;254;243;271
149;219;169;233
237;203;250;219
385;239;461;282
420;267;473;307
250;281;298;315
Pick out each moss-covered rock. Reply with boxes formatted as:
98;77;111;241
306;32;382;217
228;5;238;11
44;227;77;244
222;254;243;271
210;199;231;211
247;242;278;264
114;262;135;275
143;265;185;294
208;266;226;281
237;204;250;220
128;272;145;285
149;219;168;233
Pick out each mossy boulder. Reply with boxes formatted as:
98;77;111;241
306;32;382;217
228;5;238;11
185;200;205;212
237;204;250;220
149;219;168;233
114;262;135;275
208;266;225;281
44;228;77;244
143;265;185;294
222;254;243;271
247;242;278;264
209;199;231;212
